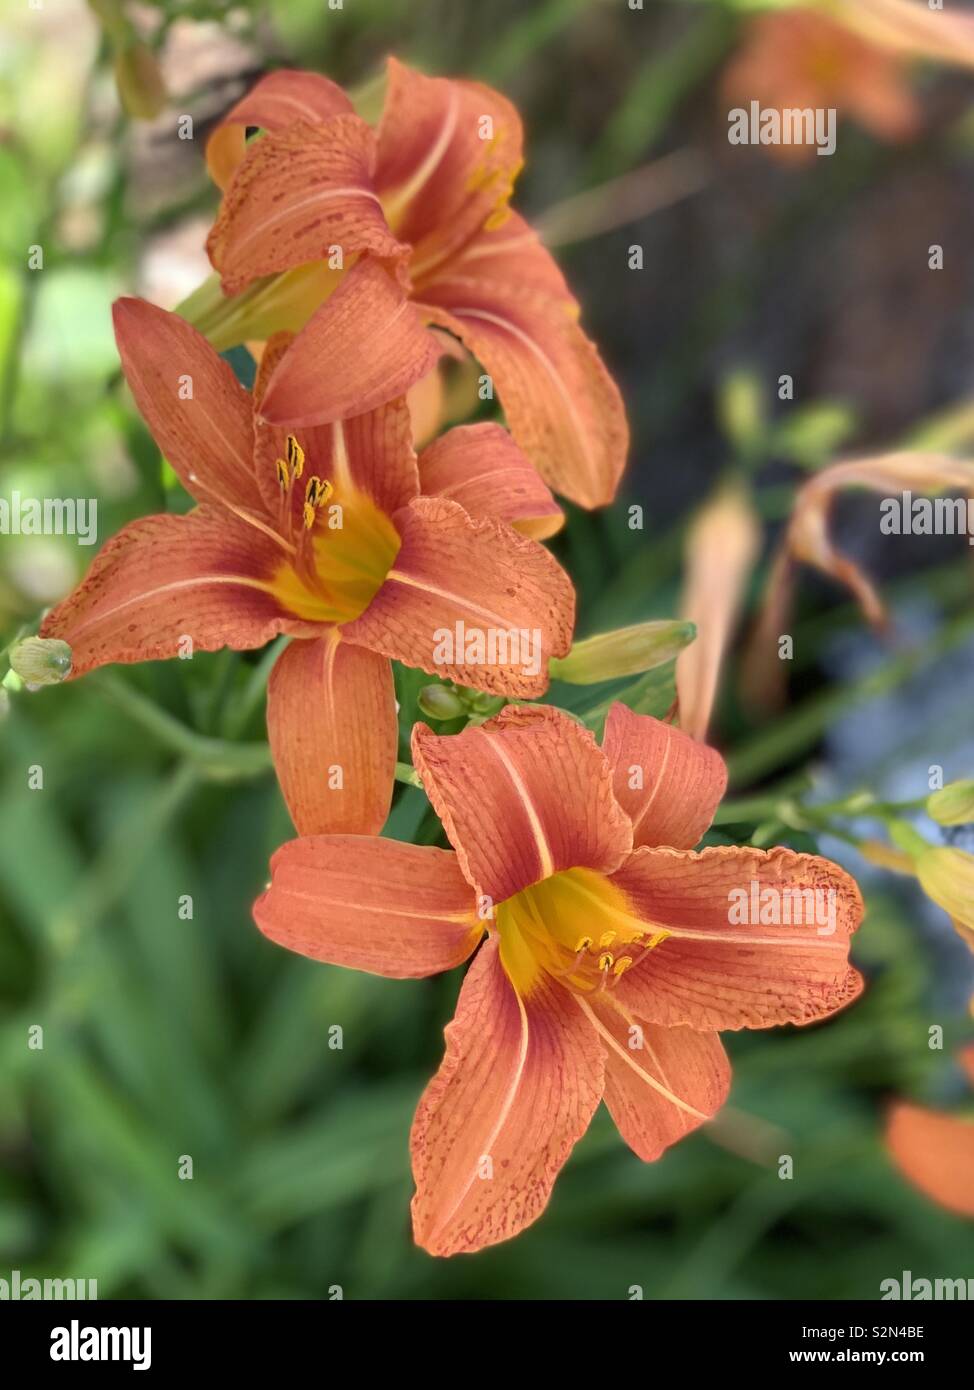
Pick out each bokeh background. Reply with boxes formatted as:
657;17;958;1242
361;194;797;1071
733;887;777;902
2;0;973;1299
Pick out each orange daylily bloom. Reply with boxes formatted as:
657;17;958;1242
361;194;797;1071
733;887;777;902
254;703;864;1255
722;6;920;162
886;1045;974;1219
39;297;573;836
193;59;628;510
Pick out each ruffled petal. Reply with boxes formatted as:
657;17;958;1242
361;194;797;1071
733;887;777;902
266;632;398;835
411;705;632;906
582;995;730;1161
417;266;627;509
207;115;407;295
258;258;441;429
610;845;864;1030
410;935;603;1255
341;496;574;697
40;508;311;676
113;297;264;513
418;422;563;539
601;704;727;850
376;57;523;274
206;69;354;190
253;836;481;977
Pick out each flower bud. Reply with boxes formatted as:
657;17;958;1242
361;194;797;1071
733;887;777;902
417;684;467;720
915;847;974;936
927;780;974;827
550;619;695;685
114;41;167;120
9;637;73;687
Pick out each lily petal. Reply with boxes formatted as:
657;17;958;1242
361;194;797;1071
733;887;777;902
886;1102;974;1219
113;297;264;513
258;258;442;429
40;508;311;676
418;422;563;539
207;116;407;296
206;69;354;191
266;632;398;835
253;835;481;977
581;995;730;1161
411;705;632;905
602;704;727;851
610;845;864;1030
341;496;574;697
417;265;627;509
410;935;604;1256
376;57;524;274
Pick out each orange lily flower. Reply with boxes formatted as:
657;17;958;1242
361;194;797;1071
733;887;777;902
886;1045;974;1219
722;6;921;162
39;297;573;835
192;59;628;510
254;704;864;1255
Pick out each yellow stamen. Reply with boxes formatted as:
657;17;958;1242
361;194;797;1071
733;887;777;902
276;458;290;491
573;935;593;953
286;434;305;480
612;956;633;976
598;930;616;949
597;952;614;972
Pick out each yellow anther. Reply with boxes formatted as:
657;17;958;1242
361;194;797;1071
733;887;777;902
573;936;593;953
597;952;614;972
302;475;333;527
598;930;616;949
612;956;633;976
646;930;670;951
286;434;305;480
275;458;290;491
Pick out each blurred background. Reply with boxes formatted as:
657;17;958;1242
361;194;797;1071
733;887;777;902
1;0;973;1299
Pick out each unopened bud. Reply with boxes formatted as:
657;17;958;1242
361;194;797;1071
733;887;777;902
915;847;974;935
927;780;974;827
114;41;167;120
417;684;467;720
550;620;695;685
10;637;73;687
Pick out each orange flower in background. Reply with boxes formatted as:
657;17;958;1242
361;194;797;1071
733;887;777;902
254;704;864;1255
886;1045;974;1219
188;59;628;510
40;298;573;836
722;7;920;162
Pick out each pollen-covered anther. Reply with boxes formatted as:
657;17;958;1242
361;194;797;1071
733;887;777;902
597;952;614;972
612;955;633;976
286;433;305;480
598;930;616;949
302;475;333;529
573;935;593;953
275;458;290;491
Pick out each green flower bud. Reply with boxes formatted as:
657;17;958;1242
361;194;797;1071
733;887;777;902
927;780;974;827
549;620;695;685
417;684;467;720
10;637;73;687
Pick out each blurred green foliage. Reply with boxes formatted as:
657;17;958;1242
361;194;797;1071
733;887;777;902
1;0;972;1299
